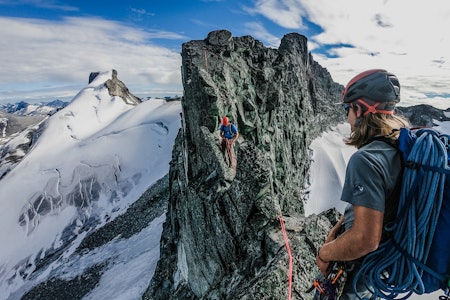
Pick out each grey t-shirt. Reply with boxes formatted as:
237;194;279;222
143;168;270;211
342;140;402;231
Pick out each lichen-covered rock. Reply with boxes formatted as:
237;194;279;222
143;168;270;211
146;30;344;299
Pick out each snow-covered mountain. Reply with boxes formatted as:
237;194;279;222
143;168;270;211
0;70;182;299
0;100;68;116
0;100;69;179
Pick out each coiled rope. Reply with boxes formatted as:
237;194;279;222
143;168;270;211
278;213;293;300
352;129;449;299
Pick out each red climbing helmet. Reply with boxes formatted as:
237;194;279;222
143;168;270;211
342;69;401;115
222;116;229;126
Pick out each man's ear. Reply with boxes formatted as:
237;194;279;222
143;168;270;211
354;104;363;118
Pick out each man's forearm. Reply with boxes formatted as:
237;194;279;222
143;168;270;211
319;228;377;262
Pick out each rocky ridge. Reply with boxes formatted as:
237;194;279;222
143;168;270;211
145;30;345;299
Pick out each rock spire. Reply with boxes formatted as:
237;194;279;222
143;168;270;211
146;30;344;299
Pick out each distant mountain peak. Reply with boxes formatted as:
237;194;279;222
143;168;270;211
90;69;142;105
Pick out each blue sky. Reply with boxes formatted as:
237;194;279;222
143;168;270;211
0;0;449;108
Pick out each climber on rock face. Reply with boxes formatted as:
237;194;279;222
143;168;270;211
219;116;239;169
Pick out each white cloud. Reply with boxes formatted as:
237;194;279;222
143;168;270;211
0;17;184;102
250;0;450;107
130;7;155;17
308;0;450;107
2;1;449;108
0;0;79;11
248;0;307;29
244;21;281;47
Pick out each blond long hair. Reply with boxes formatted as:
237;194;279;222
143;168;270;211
345;111;410;148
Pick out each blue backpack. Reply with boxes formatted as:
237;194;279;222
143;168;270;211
353;128;450;299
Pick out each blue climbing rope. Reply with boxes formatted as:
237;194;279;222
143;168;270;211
352;129;449;299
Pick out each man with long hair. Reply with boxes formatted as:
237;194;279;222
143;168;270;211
315;69;410;299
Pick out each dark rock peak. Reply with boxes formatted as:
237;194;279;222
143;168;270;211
146;30;343;299
45;99;69;108
278;32;309;61
397;104;450;127
88;72;100;84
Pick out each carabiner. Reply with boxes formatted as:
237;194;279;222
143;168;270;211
331;267;344;285
313;279;326;295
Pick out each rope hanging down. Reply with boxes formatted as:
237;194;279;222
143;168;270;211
278;212;293;300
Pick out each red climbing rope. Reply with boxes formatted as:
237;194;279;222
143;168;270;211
278;213;293;300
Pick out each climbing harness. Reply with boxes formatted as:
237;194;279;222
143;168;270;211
309;262;347;300
225;139;236;170
278;213;293;300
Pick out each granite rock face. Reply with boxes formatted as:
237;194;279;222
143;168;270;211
145;30;344;299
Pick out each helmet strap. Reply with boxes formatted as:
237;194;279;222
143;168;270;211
356;99;395;116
